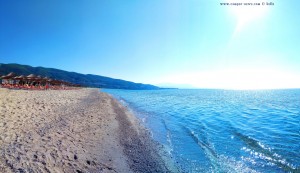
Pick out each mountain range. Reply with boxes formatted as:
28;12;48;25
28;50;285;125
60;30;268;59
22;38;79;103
0;63;160;90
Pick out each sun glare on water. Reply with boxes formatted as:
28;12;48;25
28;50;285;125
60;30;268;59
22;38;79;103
211;68;300;90
158;67;300;90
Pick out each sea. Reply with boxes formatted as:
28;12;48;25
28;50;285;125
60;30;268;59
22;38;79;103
102;89;300;173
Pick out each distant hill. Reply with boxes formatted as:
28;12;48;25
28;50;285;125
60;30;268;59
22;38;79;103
0;63;160;90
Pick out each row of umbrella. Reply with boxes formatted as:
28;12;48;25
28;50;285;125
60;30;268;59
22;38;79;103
0;72;79;86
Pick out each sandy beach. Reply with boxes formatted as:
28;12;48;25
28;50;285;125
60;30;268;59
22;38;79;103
0;88;170;173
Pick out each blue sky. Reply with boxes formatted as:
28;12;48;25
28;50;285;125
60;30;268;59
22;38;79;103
1;0;300;89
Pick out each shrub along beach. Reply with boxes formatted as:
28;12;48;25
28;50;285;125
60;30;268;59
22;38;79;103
0;88;171;172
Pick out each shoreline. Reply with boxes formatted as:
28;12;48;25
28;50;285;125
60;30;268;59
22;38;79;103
0;88;171;172
110;95;172;173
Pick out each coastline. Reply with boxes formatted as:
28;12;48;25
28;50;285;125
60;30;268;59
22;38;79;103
0;88;171;173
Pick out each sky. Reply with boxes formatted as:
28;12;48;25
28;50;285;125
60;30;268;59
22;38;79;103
0;0;300;89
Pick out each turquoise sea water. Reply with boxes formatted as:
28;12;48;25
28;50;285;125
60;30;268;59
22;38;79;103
102;89;300;173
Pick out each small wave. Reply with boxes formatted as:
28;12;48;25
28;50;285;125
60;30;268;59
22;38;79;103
105;89;300;172
183;126;257;172
235;131;299;172
161;119;174;155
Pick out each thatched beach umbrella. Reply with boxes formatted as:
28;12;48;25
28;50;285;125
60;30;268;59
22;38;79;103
1;72;17;79
26;74;36;79
14;75;25;79
47;78;53;83
35;75;43;83
0;75;7;84
47;79;62;89
14;75;25;85
26;74;37;85
40;77;49;85
48;79;58;86
3;72;17;78
1;72;17;84
40;77;51;88
0;75;6;85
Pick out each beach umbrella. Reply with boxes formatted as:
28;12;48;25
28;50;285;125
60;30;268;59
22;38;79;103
1;72;17;79
26;74;37;85
0;75;7;84
6;72;17;77
41;77;49;84
13;75;26;85
1;72;17;84
14;75;25;80
42;77;49;82
0;75;6;79
48;79;57;85
34;75;43;86
35;75;43;81
26;74;36;79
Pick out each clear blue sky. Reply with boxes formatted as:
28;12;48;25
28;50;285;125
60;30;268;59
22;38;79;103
1;0;300;89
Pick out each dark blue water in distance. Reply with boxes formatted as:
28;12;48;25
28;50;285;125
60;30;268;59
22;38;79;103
102;89;300;173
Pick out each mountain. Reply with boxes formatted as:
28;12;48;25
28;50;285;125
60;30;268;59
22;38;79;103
0;63;160;90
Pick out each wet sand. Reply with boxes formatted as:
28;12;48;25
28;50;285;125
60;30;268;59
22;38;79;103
0;88;170;173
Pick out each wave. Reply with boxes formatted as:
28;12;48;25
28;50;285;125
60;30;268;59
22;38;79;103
183;126;257;173
235;131;299;172
161;119;174;155
104;89;300;172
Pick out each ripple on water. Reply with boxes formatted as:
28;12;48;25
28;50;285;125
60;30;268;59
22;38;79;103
103;89;300;172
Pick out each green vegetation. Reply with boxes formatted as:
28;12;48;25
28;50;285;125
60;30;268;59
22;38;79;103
0;63;160;90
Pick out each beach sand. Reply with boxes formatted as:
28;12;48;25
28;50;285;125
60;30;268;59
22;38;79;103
0;88;170;173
